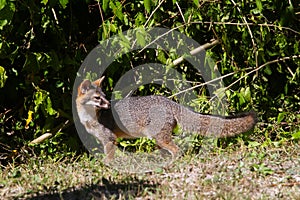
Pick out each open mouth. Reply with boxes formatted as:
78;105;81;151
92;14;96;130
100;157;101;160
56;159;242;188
97;96;110;109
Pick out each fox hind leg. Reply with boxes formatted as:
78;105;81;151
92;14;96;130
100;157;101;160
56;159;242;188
154;131;180;160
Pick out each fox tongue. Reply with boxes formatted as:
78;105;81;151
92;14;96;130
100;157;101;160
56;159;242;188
99;103;110;109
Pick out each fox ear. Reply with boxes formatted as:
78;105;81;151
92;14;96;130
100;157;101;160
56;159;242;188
92;76;105;87
78;79;91;94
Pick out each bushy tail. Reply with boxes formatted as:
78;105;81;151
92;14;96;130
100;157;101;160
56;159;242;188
173;106;257;137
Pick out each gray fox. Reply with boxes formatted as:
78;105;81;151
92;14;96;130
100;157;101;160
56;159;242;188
76;76;257;162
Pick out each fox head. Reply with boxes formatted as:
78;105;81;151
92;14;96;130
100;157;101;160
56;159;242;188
77;76;110;109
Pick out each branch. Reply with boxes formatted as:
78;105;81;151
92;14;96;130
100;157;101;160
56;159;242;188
144;0;165;27
168;67;252;99
224;55;300;90
199;21;300;35
169;55;300;98
29;133;52;145
172;39;220;66
176;2;186;24
28;120;71;145
230;0;258;68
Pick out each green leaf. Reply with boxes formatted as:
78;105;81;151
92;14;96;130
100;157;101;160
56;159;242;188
0;1;15;30
136;28;147;47
135;12;146;26
0;0;6;10
102;0;109;12
110;23;117;33
45;96;58;116
109;1;124;21
237;93;245;106
33;87;58;116
292;131;300;140
277;112;285;123
34;90;46;113
118;32;131;50
41;0;48;6
59;0;68;9
157;49;167;64
144;0;151;13
255;0;263;12
248;141;260;148
193;0;200;7
264;65;272;75
244;86;251;101
0;66;7;88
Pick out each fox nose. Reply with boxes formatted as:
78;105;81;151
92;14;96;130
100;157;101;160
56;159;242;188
100;96;110;105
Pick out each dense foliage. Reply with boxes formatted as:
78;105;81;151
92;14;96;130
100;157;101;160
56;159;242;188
0;0;299;162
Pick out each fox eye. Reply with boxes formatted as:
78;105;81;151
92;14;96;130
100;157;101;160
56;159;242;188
94;96;101;100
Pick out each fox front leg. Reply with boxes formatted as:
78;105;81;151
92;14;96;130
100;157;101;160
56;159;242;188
86;121;117;163
102;139;117;164
97;128;117;163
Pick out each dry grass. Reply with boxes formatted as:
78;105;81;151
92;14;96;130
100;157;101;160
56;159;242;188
1;141;300;200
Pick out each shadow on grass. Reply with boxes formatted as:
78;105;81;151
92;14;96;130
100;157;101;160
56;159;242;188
25;178;159;200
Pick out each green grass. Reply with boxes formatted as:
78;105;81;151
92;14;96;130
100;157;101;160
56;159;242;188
1;140;300;200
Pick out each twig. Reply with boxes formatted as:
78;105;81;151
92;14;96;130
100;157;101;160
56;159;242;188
129;0;164;50
51;8;59;25
224;55;300;90
176;2;186;24
169;55;300;98
138;25;184;53
29;133;53;145
172;39;220;66
168;68;250;99
144;0;165;27
199;21;300;35
97;1;107;37
139;18;300;58
28;120;71;145
97;1;105;24
230;0;258;68
286;66;295;77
